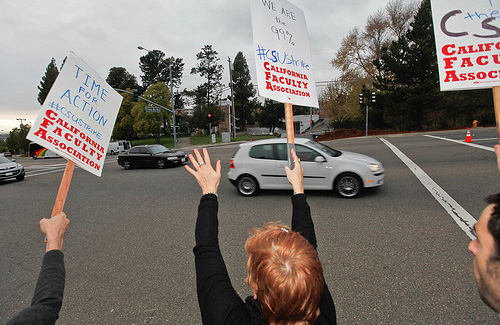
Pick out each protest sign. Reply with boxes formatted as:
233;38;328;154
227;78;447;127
431;0;500;140
431;0;500;91
27;52;123;177
251;0;316;167
250;0;318;108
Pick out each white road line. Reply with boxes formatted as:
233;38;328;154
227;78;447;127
473;138;498;141
25;159;117;178
380;138;476;239
424;135;494;152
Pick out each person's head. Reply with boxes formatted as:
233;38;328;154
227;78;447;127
469;194;500;312
245;222;324;324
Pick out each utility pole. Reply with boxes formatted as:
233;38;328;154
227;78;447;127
228;57;236;138
16;118;26;127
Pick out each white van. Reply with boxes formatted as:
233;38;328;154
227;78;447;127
107;140;131;155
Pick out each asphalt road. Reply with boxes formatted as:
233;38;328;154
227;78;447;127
1;127;499;324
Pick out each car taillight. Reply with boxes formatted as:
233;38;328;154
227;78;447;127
229;159;235;168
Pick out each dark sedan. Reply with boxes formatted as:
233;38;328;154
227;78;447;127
117;144;187;169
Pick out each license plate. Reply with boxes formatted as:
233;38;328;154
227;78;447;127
5;172;13;176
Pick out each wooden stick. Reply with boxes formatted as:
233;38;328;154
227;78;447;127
284;102;295;144
52;160;75;216
45;160;75;242
493;86;500;143
284;102;296;168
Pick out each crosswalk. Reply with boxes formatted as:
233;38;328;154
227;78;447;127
24;157;118;177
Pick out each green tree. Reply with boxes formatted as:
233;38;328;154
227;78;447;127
131;82;171;143
6;124;31;155
112;90;136;141
106;67;140;90
256;99;284;133
232;52;256;129
37;58;59;105
139;50;184;90
375;0;437;130
191;45;224;108
191;105;222;131
0;137;8;153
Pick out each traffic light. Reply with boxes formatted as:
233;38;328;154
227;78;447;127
371;91;376;103
133;89;139;102
207;113;212;121
359;93;364;105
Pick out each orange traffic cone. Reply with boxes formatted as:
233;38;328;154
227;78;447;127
463;128;474;143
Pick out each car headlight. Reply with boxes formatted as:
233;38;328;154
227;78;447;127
167;157;177;160
368;163;380;172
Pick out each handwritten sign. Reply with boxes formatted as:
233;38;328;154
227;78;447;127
251;0;318;107
27;52;122;176
431;0;500;91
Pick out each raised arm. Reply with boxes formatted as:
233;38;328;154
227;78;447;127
7;212;69;325
186;149;250;324
285;149;337;323
285;149;317;247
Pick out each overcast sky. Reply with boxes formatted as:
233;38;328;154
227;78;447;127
0;0;398;132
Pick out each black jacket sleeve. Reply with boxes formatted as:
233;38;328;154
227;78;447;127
291;194;337;325
193;194;251;324
7;249;66;325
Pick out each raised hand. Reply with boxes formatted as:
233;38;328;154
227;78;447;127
185;148;221;195
285;148;304;195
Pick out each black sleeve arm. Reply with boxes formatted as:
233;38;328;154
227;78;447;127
291;193;317;248
7;249;66;325
291;194;337;324
193;194;250;324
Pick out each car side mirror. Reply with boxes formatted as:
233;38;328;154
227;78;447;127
314;156;326;163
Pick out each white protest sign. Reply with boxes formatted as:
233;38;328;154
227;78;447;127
431;0;500;91
27;52;123;176
250;0;318;107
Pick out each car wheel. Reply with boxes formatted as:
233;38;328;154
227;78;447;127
335;173;361;198
123;160;131;170
16;174;25;181
157;159;166;169
237;175;259;196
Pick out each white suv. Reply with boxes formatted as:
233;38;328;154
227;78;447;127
227;138;384;198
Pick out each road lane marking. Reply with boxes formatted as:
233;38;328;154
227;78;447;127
424;135;494;152
380;138;476;239
25;159;117;178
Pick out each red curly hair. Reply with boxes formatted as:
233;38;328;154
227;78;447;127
245;222;324;325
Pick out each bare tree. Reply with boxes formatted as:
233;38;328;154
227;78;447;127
386;0;419;38
332;0;417;81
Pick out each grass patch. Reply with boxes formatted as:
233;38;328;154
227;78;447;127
189;133;276;145
131;134;276;147
131;137;177;147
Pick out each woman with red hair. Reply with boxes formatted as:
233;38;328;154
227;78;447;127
185;148;336;324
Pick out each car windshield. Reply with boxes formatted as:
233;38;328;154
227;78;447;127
307;141;342;157
149;145;171;154
0;156;12;164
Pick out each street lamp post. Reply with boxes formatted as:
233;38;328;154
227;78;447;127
138;46;177;149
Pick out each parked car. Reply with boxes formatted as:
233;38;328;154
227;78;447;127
0;155;25;181
117;144;187;169
1;152;13;160
227;138;384;198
